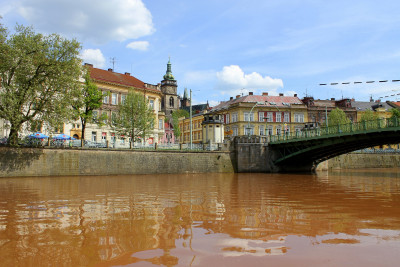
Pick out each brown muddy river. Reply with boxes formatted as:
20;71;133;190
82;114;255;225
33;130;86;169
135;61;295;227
0;169;399;267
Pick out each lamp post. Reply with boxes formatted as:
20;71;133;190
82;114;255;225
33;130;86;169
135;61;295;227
247;101;265;138
190;89;192;149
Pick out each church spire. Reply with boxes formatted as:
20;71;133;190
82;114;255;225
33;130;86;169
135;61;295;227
163;57;175;81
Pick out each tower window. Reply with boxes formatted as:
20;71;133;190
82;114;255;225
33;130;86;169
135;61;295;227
169;97;174;107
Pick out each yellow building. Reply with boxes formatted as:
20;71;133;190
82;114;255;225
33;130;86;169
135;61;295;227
179;114;205;144
68;64;165;144
210;92;308;138
351;100;392;121
352;100;397;149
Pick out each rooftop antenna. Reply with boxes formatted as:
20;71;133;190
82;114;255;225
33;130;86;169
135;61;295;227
110;57;117;70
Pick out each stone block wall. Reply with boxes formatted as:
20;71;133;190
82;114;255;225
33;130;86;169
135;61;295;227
0;147;236;177
317;153;400;170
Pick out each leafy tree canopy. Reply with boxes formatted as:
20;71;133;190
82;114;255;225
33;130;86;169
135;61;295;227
171;109;189;138
113;91;155;144
72;68;105;140
390;108;400;119
0;23;82;146
328;108;350;126
360;110;379;122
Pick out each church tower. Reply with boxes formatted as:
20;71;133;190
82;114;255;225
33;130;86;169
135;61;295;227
160;58;179;117
181;88;191;108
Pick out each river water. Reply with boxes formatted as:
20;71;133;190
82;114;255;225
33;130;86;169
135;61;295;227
0;169;399;267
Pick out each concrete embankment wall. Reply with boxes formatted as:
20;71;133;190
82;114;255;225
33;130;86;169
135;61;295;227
0;147;236;177
317;153;400;171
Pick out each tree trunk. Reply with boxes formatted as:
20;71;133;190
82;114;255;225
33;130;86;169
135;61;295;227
8;125;20;147
81;120;86;140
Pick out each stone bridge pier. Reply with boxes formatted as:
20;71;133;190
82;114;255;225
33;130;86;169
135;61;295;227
232;136;315;173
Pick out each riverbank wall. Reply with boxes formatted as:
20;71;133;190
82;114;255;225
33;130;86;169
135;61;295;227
317;153;400;171
0;147;236;177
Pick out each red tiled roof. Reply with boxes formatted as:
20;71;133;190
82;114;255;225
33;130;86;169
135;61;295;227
86;65;160;93
391;102;400;108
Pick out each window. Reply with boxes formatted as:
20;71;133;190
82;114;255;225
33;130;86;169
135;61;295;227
159;119;163;130
232;127;238;136
259;125;265;136
259;112;265;122
244;126;254;135
284;112;290;122
92;111;98;122
244;112;254;122
91;131;97;142
111;93;117;105
276;127;281;135
111;112;117;125
102;132;107;141
266;112;273;122
169;97;174;107
102;111;108;124
121;94;126;104
294;113;304;123
103;93;109;104
225;114;230;124
267;126;273;135
149;99;155;110
232;113;238;122
276;112;282;122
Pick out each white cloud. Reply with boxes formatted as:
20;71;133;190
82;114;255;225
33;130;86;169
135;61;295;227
126;41;149;51
216;65;283;92
80;49;106;68
17;0;154;44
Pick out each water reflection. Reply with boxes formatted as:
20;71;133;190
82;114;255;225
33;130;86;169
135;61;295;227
0;170;399;266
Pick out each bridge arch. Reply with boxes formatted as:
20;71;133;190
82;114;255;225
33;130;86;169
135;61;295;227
269;127;400;172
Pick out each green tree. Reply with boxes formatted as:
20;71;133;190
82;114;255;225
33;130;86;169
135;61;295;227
360;110;378;122
390;108;400;119
328;108;350;126
0;23;82;146
171;109;189;139
113;91;154;145
72;69;106;140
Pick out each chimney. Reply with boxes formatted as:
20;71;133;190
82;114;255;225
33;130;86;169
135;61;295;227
279;93;284;96
262;92;268;96
236;95;240;99
108;68;113;72
124;72;130;76
294;94;297;97
230;97;233;100
249;92;253;95
84;63;93;67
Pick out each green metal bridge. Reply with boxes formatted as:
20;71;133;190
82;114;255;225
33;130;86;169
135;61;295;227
267;118;400;172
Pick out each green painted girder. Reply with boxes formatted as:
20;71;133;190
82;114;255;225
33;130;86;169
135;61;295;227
271;126;400;165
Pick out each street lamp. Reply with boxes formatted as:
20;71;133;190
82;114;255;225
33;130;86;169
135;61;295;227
266;101;288;136
247;101;265;138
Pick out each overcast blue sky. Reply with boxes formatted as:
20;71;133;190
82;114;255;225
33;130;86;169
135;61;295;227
2;0;400;105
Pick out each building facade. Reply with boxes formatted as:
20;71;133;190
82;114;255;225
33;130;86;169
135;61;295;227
302;97;357;126
66;63;166;145
210;92;308;138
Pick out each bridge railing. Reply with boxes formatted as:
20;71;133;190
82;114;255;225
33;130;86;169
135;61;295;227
269;117;400;143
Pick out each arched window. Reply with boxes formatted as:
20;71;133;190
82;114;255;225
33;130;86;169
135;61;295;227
169;97;174;107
